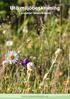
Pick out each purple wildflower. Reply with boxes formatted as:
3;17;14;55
20;58;29;66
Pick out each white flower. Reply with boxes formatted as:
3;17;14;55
22;26;28;33
27;62;34;71
5;51;18;64
5;40;13;47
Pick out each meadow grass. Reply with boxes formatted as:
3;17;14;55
0;16;70;93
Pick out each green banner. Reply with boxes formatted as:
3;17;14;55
0;94;70;99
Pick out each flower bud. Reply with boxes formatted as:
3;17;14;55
55;48;62;56
27;62;34;71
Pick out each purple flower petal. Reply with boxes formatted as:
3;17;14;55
20;58;29;66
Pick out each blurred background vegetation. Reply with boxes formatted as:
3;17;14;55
0;0;70;31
